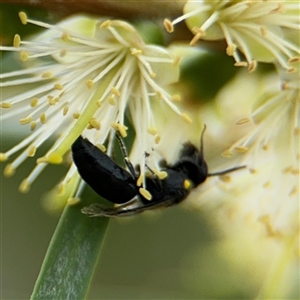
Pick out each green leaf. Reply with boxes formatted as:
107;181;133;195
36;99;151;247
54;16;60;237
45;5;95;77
30;189;110;300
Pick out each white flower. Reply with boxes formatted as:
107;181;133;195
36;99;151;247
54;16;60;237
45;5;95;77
175;60;299;296
0;12;188;200
164;0;300;72
183;60;299;294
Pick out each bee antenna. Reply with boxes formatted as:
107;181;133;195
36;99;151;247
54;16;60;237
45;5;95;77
207;165;246;177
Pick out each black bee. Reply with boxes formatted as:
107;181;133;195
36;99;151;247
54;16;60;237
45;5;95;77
71;126;245;217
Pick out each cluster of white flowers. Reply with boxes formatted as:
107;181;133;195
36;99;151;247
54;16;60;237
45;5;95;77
165;0;299;72
1;12;190;200
164;0;299;236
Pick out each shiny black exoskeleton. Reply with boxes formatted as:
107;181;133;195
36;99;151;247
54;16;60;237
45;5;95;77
71;126;245;217
71;135;138;205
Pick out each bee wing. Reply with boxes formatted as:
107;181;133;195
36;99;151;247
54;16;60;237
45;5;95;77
81;196;178;217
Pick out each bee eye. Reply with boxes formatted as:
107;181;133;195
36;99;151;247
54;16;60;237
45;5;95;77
178;161;208;186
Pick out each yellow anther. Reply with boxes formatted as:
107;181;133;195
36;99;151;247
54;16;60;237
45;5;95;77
108;97;116;106
270;3;283;13
294;127;300;135
226;44;236;56
61;32;69;42
19;116;32;125
263;181;271;188
289;185;298;197
183;179;192;189
100;19;111;29
73;112;80;119
234;146;248;153
157;171;168;180
258;215;278;238
163;19;174;33
248;60;257;73
171;94;181;102
147;127;157;135
67;197;80;205
150;71;156;78
286;67;297;74
119;126;128;138
139;187;152;200
136;174;144;187
262;144;268;151
234;62;248;67
57;183;65;195
48;152;63;164
221;150;232;157
0;153;8;162
0;102;12;108
287;67;296;74
86;80;94;89
249;168;257;174
219;175;231;183
19;12;28;25
19;179;31;193
41;72;54;79
30;98;38;107
236;117;251;125
110;123;128;137
4;164;15;177
96;100;102;107
47;96;56;105
155;135;161;144
111;87;120;97
47;95;58;106
27;145;37;157
54;83;64;90
36;156;48;164
260;26;267;37
131;48;143;55
40;113;47;123
89;118;101;130
282;166;293;174
13;34;21;48
289;57;300;64
19;179;30;194
291;169;299;175
20;51;29;61
60;49;67;57
281;81;288;90
97;144;106;152
181;113;192;123
156;91;162;99
63;105;69;116
30;121;37;131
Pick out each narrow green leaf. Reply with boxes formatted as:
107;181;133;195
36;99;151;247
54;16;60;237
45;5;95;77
31;190;110;300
